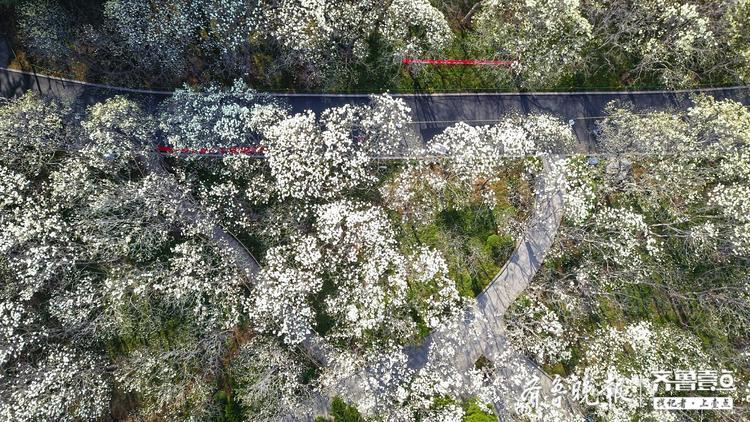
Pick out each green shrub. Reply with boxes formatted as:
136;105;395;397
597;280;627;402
463;398;496;422
315;397;365;422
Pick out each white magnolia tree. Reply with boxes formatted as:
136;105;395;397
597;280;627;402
262;94;417;201
1;93;275;420
587;0;718;86
574;322;711;422
264;110;372;201
160;80;288;151
103;0;201;75
724;0;750;83
1;346;111;421
474;0;592;88
250;199;462;348
0;93;113;420
472;0;749;87
429;114;575;183
101;0;452;83
0;93;68;176
16;0;73;65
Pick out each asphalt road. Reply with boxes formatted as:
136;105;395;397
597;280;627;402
2;66;749;148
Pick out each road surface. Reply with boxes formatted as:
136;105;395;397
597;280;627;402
2;66;749;147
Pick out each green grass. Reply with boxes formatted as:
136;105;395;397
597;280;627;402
314;397;365;422
396;203;515;297
463;398;496;422
390;164;529;297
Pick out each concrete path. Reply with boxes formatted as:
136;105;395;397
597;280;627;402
404;157;564;373
305;156;577;420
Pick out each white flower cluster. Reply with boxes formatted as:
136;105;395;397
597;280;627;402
47;274;101;334
318;202;460;340
474;0;743;87
104;0;201;73
115;346;216;419
358;94;418;156
562;157;597;225
597;107;692;155
594;208;661;278
82;96;156;172
324;309;568;420
0;165;29;210
317;317;477;419
506;296;572;365
428;114;575;183
75;176;176;263
1;167;73;300
319;343;416;417
381;0;453;58
709;184;750;255
251;200;461;347
158;240;249;330
203;0;267;55
592;96;750;260
264;109;370;200
600;95;750;158
161;80;288;151
605;0;716;87
379;164;451;223
195;178;254;232
252;236;325;345
98;0;245;69
270;0;452;63
0;300;44;367
409;247;462;329
0;92;67;176
230;336;308;419
269;0;371;62
686;221;720;253
687;94;750;156
1;346;110;421
103;0;451;74
16;0;72;63
724;0;750;83
474;0;592;87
